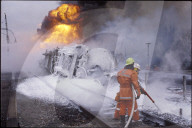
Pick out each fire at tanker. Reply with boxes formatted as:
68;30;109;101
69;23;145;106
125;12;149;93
38;4;82;44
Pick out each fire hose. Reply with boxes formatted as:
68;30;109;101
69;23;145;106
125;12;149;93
124;84;135;128
124;84;161;128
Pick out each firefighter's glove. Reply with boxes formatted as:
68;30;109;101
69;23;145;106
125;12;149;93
136;90;141;99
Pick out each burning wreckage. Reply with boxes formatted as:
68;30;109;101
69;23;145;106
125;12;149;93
38;3;118;86
42;44;116;86
39;3;117;86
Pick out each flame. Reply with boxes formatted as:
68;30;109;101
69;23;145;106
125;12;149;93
49;4;80;23
42;4;82;44
44;24;81;44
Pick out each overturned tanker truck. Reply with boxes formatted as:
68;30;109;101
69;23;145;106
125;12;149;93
42;44;117;86
42;33;119;86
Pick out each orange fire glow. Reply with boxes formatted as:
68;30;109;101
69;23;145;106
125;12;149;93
43;4;82;44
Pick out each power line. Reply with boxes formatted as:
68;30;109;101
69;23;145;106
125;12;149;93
1;28;17;43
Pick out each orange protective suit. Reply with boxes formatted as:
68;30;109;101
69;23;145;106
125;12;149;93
114;92;120;119
117;69;141;121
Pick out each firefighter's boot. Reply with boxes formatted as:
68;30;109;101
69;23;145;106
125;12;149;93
120;115;125;128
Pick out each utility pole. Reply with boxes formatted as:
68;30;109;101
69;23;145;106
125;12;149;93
4;13;10;52
146;43;151;69
145;43;151;86
4;13;10;44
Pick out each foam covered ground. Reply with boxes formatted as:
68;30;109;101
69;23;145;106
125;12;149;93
16;70;191;126
140;70;191;123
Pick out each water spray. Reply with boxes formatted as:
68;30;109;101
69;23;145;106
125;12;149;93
141;87;161;112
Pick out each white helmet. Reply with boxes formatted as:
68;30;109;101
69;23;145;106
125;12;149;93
134;63;140;70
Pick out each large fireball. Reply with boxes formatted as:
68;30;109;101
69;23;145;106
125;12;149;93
39;4;82;44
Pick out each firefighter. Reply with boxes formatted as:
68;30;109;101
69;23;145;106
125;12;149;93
117;58;141;127
114;92;120;120
114;63;142;121
134;63;140;73
134;63;146;96
114;63;141;120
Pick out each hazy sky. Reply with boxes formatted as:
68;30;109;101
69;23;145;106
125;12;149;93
1;1;60;72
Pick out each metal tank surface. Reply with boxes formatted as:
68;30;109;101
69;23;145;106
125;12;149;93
42;44;116;86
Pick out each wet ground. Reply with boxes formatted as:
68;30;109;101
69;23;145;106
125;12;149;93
17;93;108;127
55;103;95;126
17;92;191;127
17;93;64;127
